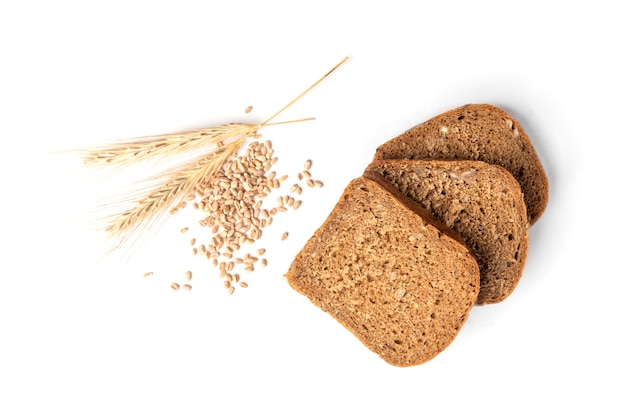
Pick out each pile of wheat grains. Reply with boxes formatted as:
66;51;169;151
146;138;323;294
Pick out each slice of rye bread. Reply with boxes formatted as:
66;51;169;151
373;104;549;225
286;173;480;367
366;159;529;305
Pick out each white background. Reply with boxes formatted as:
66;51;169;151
1;1;624;417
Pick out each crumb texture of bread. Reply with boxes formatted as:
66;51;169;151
286;176;480;367
366;159;528;304
373;104;549;224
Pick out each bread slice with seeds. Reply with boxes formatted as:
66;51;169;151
366;159;528;305
286;173;480;367
373;104;548;225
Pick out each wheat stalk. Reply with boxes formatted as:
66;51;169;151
76;56;348;258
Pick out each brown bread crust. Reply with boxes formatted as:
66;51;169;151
373;104;549;225
366;159;529;304
286;176;480;366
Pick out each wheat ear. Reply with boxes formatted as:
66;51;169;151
77;56;348;258
102;137;245;254
78;123;256;170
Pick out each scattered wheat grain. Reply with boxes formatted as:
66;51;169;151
163;134;327;297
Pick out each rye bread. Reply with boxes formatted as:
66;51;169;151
286;174;480;366
373;104;549;225
366;159;529;305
